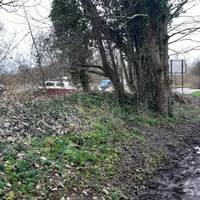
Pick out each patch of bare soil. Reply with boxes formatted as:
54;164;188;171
136;145;200;200
115;119;200;199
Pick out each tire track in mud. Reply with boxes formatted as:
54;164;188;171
135;146;200;200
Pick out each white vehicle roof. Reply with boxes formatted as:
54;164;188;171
39;80;75;89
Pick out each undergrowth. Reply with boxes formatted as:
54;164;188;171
0;93;198;199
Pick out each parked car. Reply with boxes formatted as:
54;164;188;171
97;80;112;91
38;80;76;96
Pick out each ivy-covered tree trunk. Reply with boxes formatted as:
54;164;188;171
149;7;171;116
124;1;172;116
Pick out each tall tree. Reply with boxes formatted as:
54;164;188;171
51;0;197;115
51;0;91;92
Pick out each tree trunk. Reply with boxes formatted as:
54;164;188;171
80;70;90;93
150;14;172;116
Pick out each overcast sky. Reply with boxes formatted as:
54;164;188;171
0;0;52;69
1;0;200;70
169;0;200;63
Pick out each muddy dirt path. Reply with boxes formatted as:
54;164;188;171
135;146;200;200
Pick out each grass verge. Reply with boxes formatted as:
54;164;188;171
0;93;199;199
192;91;200;97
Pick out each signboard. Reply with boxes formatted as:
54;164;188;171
169;59;187;75
169;59;187;94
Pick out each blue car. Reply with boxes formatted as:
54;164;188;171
98;80;112;91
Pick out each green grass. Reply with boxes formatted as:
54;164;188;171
192;91;200;97
67;93;177;128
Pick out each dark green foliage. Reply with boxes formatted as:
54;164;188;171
51;0;91;91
